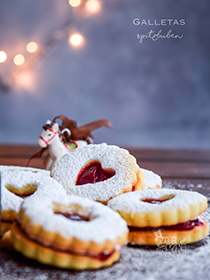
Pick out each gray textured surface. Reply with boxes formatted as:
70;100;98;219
0;0;210;147
1;240;210;280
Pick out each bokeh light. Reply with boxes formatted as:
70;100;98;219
0;51;7;63
15;72;33;89
69;33;83;46
69;0;81;7
14;54;25;66
86;0;101;13
26;42;38;53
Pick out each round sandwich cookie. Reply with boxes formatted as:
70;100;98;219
1;170;65;236
108;189;209;245
51;143;144;204
0;165;50;175
10;194;128;270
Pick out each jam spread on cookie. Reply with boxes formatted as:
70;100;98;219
94;251;115;261
16;218;115;262
76;161;115;185
141;198;172;204
54;212;90;222
128;217;205;232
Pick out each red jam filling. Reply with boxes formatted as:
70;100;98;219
128;218;205;232
54;212;90;222
76;161;115;185
141;198;172;204
16;218;115;262
93;251;115;261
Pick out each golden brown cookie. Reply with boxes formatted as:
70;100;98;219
51;143;143;204
0;231;14;251
11;194;128;270
1;170;65;236
108;189;209;245
132;168;162;191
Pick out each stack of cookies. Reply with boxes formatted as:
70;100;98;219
1;144;209;270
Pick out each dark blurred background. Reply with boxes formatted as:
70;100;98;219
0;0;210;148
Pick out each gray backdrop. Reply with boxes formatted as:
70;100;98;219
0;0;210;148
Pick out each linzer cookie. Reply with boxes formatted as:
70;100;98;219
51;143;143;204
0;165;50;175
132;168;162;191
1;170;65;236
108;189;209;245
10;194;128;270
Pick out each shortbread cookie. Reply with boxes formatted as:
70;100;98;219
0;165;50;176
132;168;162;191
1;170;65;236
51;143;143;204
108;189;209;245
10;194;128;270
0;231;13;251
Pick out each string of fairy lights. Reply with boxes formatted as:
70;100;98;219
0;0;101;92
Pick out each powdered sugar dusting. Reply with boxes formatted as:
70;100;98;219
141;168;162;189
21;194;128;244
1;170;66;213
1;181;209;279
51;143;139;203
163;181;204;191
163;181;210;201
0;228;210;280
0;165;50;176
108;189;207;214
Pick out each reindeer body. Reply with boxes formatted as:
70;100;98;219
27;117;111;170
38;121;87;170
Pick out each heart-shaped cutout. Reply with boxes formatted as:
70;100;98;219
76;161;115;185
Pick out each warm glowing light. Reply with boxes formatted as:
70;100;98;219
26;42;38;53
69;0;81;7
0;51;7;63
15;72;33;89
14;54;25;66
86;0;101;13
69;33;83;46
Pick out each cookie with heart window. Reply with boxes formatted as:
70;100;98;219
10;194;128;270
108;189;209;245
50;143;161;204
1;169;65;236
